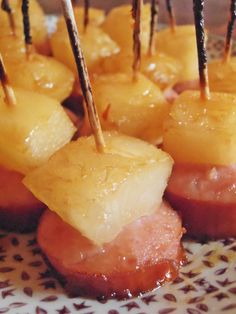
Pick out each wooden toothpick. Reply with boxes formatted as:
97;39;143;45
193;0;210;101
223;0;236;63
132;0;142;81
21;0;33;57
60;0;105;153
166;0;176;33
1;0;16;36
84;0;90;33
0;54;16;106
148;0;159;56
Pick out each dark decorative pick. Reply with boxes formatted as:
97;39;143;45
1;0;15;35
84;0;90;32
166;0;176;32
224;0;236;62
132;0;142;81
60;0;105;153
193;0;210;100
0;54;16;106
148;0;159;56
21;0;33;56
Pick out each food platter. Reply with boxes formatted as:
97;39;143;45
1;14;236;314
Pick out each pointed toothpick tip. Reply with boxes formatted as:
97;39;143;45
60;0;105;153
0;54;16;106
193;0;210;101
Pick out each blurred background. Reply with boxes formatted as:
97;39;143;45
38;0;230;37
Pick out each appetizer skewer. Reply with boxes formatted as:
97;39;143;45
84;0;169;145
0;53;75;232
24;0;185;299
0;0;49;55
164;0;236;239
208;0;236;94
1;0;75;102
156;1;199;87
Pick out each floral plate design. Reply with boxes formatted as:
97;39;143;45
1;17;236;314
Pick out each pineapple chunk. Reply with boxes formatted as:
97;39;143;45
95;51;181;90
0;0;48;54
208;57;236;94
24;132;173;246
91;72;169;144
163;91;236;165
102;4;151;54
56;7;105;30
0;35;26;61
0;88;75;174
51;24;120;74
156;25;198;82
5;54;75;102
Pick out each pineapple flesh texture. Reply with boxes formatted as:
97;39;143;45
0;88;75;174
24;132;173;246
156;25;198;82
50;23;120;75
92;72;169;145
208;57;236;94
163;91;236;165
102;4;151;54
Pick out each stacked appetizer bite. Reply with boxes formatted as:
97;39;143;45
0;54;75;232
0;0;75;102
164;0;236;239
82;0;170;145
50;1;119;76
24;0;185;299
208;0;236;94
99;1;181;93
0;0;49;54
156;0;199;93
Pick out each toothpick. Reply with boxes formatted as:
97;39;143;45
132;0;142;81
60;0;105;153
21;0;33;57
223;0;236;63
193;0;210;101
1;0;16;36
0;54;16;106
148;0;159;56
166;0;176;33
84;0;89;33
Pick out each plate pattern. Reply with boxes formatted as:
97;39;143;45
0;230;236;314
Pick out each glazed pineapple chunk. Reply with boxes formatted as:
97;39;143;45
156;25;198;82
56;6;105;29
91;73;168;144
208;57;236;94
0;0;48;54
163;91;236;165
5;54;75;102
102;4;151;53
0;88;75;174
24;132;173;246
96;51;181;90
51;24;120;74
